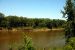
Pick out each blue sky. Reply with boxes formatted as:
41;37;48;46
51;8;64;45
0;0;66;19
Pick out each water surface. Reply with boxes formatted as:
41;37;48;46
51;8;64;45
0;30;65;50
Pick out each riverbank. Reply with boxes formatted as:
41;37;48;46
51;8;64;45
0;27;64;32
32;28;64;32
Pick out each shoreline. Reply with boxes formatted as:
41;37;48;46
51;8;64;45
0;28;64;32
32;28;64;32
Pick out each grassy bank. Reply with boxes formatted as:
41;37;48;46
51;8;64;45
0;27;64;32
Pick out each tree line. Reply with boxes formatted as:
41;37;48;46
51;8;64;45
0;13;66;29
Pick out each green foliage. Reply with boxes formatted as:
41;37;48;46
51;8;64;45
0;12;66;29
18;34;35;50
64;37;75;50
0;13;5;27
61;0;75;21
64;44;72;50
62;0;75;41
46;21;52;29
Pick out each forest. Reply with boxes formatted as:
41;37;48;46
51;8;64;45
0;13;66;29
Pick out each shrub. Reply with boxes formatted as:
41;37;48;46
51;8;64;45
18;34;35;50
64;37;75;50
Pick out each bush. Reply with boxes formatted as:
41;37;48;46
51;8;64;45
64;37;75;50
18;34;35;50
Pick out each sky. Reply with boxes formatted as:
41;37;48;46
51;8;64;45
0;0;66;19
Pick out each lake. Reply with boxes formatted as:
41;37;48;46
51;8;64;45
0;29;65;50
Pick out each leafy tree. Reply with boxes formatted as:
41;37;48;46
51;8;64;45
26;18;34;27
62;0;75;41
6;16;20;27
33;18;40;28
0;13;5;27
52;19;58;28
1;20;8;27
46;21;52;29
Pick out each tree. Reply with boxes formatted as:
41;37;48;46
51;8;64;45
6;16;20;27
62;0;75;42
0;13;5;27
0;12;66;29
46;21;52;29
33;18;40;28
61;0;75;21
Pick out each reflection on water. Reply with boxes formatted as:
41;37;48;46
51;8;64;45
0;30;65;50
